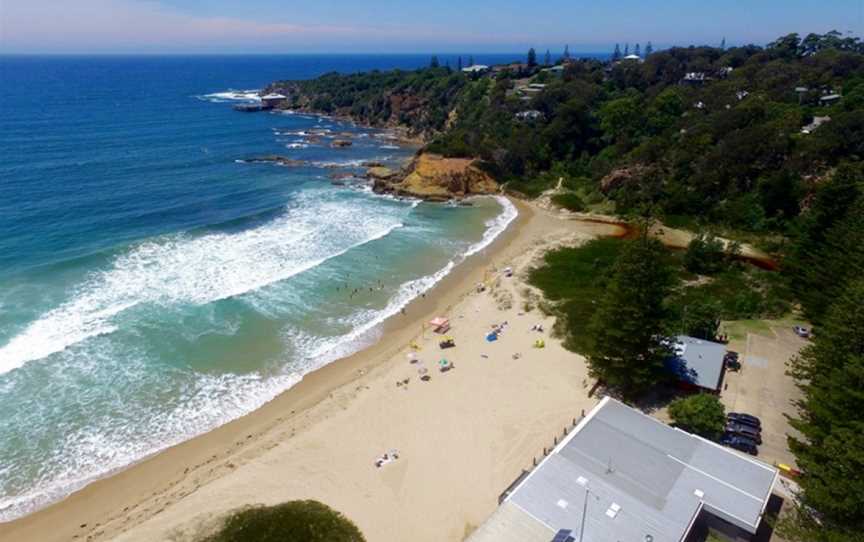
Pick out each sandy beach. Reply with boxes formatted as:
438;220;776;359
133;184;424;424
2;200;626;542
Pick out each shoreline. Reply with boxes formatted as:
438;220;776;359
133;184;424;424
2;198;553;542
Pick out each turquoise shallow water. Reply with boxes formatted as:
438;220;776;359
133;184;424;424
0;56;517;520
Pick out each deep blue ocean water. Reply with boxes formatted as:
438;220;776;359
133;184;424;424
0;55;523;520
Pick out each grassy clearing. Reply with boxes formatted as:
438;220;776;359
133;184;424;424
721;319;775;341
528;238;623;353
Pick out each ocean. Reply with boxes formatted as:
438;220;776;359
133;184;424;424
0;54;524;520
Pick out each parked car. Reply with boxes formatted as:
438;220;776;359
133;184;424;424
727;412;762;429
721;434;758;455
726;422;762;444
793;325;811;338
724;351;741;371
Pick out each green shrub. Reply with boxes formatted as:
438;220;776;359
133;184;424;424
205;500;365;542
668;394;726;439
551;193;586;212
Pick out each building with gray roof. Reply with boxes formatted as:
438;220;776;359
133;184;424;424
469;397;778;542
665;335;726;392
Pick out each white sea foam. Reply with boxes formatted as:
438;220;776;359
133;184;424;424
284;196;516;372
0;361;302;521
464;196;519;257
0;195;518;522
0;191;406;375
285;143;308;149
197;89;261;103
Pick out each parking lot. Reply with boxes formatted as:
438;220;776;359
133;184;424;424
719;321;808;468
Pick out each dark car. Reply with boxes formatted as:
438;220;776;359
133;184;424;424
724;352;741;371
721;434;758;455
727;412;761;429
726;422;762;444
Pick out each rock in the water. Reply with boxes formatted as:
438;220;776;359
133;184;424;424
244;155;308;167
330;172;358;180
366;166;397;180
331;139;352;148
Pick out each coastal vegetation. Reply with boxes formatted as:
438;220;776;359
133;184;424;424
271;32;864;238
204;500;365;542
668;394;726;439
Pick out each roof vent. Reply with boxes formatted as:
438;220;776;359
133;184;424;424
694;489;705;498
556;499;569;509
605;502;621;519
576;476;588;486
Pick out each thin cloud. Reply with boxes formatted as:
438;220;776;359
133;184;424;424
0;0;492;53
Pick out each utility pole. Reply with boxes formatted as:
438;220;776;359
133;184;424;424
578;482;589;541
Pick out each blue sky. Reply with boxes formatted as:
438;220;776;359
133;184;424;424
1;0;862;54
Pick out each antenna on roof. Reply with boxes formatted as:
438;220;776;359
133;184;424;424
606;456;614;474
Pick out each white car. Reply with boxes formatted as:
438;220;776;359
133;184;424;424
793;326;811;338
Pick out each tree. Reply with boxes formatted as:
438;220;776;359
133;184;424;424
563;44;571;60
598;96;643;145
457;56;463;71
645;41;653;56
720;36;726;50
429;55;440;68
680;299;722;341
587;227;676;399
544;49;552;66
206;500;365;542
785;164;864;324
683;232;729;275
634;43;641;57
527;48;537;67
613;43;622;61
668;394;726;439
783;280;864;542
468;55;475;67
624;43;630;56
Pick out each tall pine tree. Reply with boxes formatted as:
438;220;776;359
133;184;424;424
429;55;440;68
587;227;676;400
563;44;571;60
785;164;864;324
527;48;537;67
634;43;641;57
624;43;630;56
544;49;552;66
645;41;653;56
784;279;864;541
612;43;622;61
457;56;463;71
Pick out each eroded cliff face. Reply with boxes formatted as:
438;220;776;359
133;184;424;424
372;153;499;201
264;83;435;142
